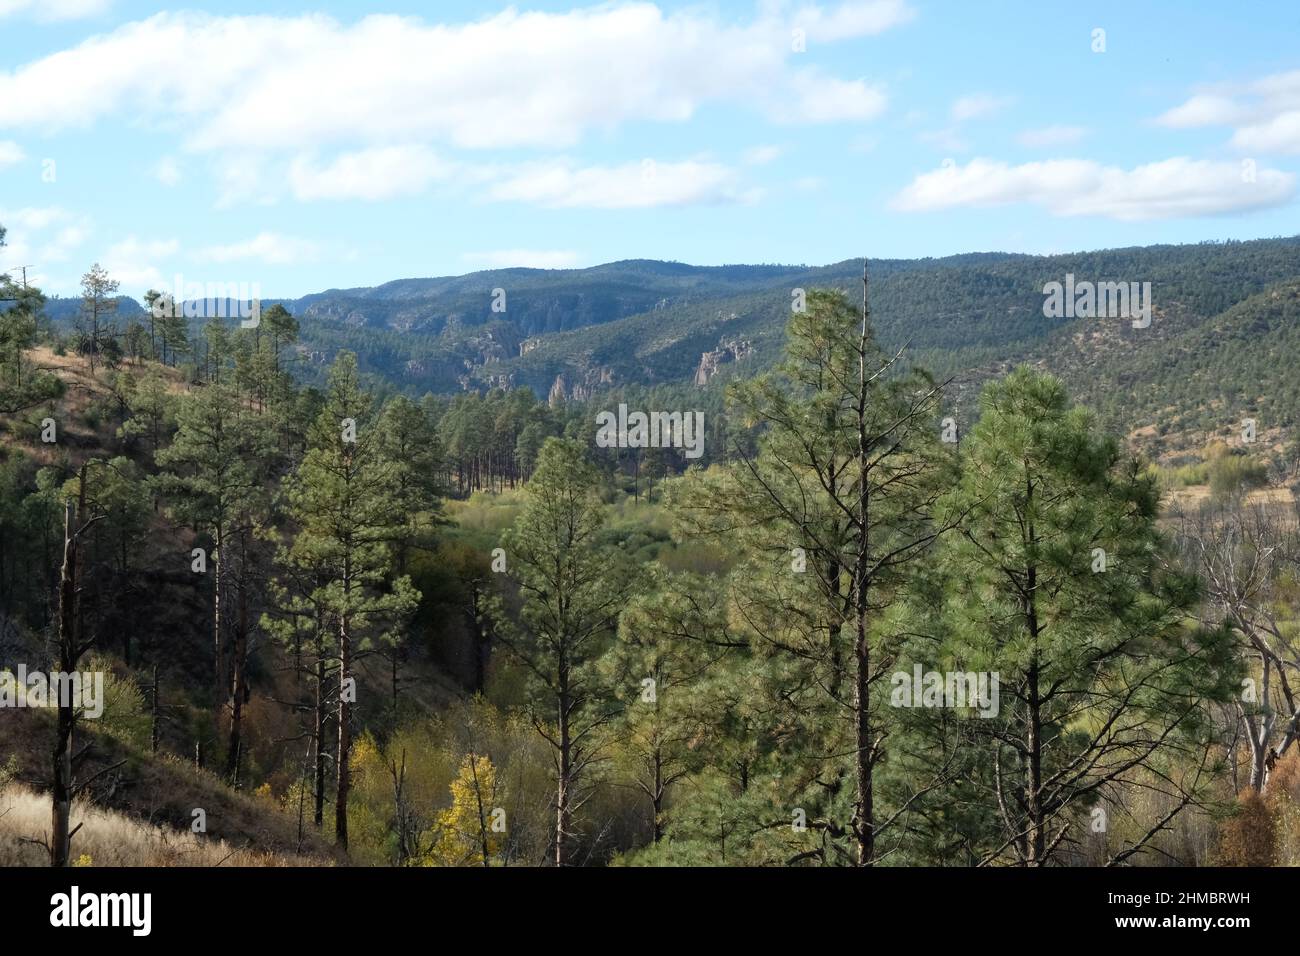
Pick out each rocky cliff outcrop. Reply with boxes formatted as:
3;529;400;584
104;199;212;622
548;365;615;406
694;338;753;386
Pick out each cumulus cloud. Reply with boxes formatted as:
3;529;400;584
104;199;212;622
781;69;888;123
0;0;110;21
288;146;458;201
1232;112;1300;154
790;0;915;41
892;156;1295;220
0;4;900;155
1157;70;1300;154
101;235;180;289
0;207;92;289
488;159;756;209
286;148;748;209
1157;94;1244;129
196;232;324;265
914;93;1010;155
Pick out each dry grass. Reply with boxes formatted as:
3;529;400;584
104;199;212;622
0;783;318;867
0;706;341;864
1165;485;1295;509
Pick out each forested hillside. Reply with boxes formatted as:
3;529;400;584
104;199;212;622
6;224;1300;869
37;237;1300;466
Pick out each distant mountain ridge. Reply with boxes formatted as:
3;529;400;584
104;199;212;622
32;237;1300;459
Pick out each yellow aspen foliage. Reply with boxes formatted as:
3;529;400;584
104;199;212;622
426;754;502;867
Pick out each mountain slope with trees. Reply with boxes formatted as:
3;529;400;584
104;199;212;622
6;227;1300;868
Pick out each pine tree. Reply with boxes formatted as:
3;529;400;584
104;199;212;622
498;437;630;865
282;351;419;849
677;278;953;865
375;394;443;713
77;263;120;374
119;368;174;458
604;568;730;843
159;308;190;368
934;366;1238;865
0;264;60;414
203;317;232;384
155;382;275;763
261;302;299;375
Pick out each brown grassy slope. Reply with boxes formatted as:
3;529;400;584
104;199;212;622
0;783;312;866
0;705;337;864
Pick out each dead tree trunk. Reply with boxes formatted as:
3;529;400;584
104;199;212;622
335;605;351;850
51;468;100;867
51;500;78;867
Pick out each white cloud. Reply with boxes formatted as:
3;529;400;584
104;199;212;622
0;5;899;157
461;249;584;270
782;69;888;123
915;93;1010;155
951;93;1012;123
0;0;111;21
488;159;754;209
213;154;277;208
1016;125;1087;148
892;157;1295;220
101;235;179;289
1156;94;1243;129
197;232;324;265
1232;112;1300;155
0;140;24;169
791;0;915;42
0;206;92;288
39;224;91;263
293;148;757;209
1157;70;1300;154
289;146;458;201
3;207;74;232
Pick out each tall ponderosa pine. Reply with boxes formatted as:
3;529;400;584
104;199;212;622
933;367;1238;865
499;437;630;865
375;394;443;712
156;381;275;766
678;277;954;865
283;351;419;849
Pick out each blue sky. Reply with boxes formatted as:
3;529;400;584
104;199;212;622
1;0;1298;299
